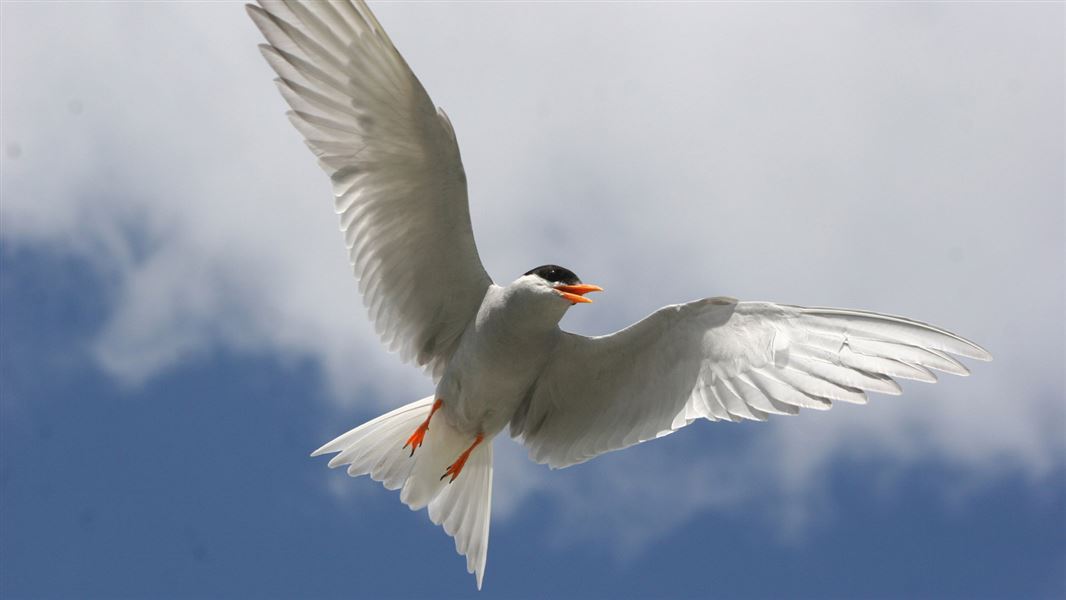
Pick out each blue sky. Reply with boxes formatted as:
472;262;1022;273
2;2;1063;598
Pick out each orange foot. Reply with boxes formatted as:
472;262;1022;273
403;399;443;457
441;434;485;483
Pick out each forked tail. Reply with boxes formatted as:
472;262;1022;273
311;397;494;589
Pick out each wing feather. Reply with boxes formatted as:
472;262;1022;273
514;299;990;469
249;1;491;378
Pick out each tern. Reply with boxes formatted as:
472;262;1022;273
247;0;991;589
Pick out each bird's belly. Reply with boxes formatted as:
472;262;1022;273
442;389;523;437
438;367;534;437
436;341;552;437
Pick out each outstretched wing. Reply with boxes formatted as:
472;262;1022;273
248;1;492;379
512;298;991;469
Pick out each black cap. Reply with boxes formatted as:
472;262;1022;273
523;264;581;285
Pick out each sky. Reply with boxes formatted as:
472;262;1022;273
1;1;1063;598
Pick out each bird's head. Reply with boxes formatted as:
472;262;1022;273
518;264;603;307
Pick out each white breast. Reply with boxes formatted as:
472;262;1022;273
436;284;566;436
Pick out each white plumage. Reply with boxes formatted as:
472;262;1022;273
248;0;990;589
512;300;990;469
247;0;491;382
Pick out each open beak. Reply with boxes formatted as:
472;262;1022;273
555;283;604;304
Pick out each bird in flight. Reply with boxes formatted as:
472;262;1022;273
247;0;991;589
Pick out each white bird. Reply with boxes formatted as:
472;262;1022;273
247;0;991;589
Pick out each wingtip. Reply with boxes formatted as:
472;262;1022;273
310;443;334;458
953;335;993;362
959;343;993;362
245;3;267;23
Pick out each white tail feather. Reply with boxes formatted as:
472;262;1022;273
429;441;493;589
312;397;494;589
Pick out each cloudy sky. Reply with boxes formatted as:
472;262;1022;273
2;1;1063;598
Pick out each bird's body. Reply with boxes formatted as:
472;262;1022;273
438;280;565;437
247;0;991;589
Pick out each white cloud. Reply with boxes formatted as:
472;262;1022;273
2;1;1062;549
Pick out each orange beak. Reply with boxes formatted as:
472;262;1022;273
555;283;604;304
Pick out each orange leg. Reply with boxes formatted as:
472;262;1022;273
403;399;443;457
440;434;485;483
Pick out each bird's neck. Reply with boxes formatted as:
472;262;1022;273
481;284;568;338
